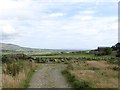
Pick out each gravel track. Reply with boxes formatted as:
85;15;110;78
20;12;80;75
29;64;71;88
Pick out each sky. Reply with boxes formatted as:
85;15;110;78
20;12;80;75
0;0;119;50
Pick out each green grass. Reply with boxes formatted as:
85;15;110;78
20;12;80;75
62;70;92;90
23;68;36;88
33;53;115;59
1;51;51;55
2;51;116;60
23;63;41;89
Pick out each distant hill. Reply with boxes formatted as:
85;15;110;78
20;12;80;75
0;43;59;51
0;43;23;51
0;43;76;55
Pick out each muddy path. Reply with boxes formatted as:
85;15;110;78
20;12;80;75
29;64;71;88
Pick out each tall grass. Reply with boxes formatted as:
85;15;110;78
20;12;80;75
62;60;118;88
2;61;38;88
62;70;92;90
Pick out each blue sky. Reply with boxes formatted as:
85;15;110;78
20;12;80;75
0;0;119;50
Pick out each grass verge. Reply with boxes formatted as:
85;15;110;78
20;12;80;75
62;60;118;88
2;62;39;88
23;65;38;88
62;70;92;90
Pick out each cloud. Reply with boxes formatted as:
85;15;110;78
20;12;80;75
0;0;118;49
2;24;16;35
49;13;65;17
79;10;96;15
73;15;93;20
29;0;119;3
0;23;17;40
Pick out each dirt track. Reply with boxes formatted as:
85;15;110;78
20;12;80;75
29;64;71;88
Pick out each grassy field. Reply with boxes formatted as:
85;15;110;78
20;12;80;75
1;51;52;55
62;60;119;88
1;52;118;89
33;53;115;59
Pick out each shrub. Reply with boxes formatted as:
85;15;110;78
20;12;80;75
2;56;13;63
64;61;69;64
107;60;118;64
112;66;120;71
89;67;100;70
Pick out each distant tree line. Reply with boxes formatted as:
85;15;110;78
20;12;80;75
112;43;120;57
89;43;120;56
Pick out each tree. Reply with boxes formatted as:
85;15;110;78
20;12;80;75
116;43;120;57
104;47;112;55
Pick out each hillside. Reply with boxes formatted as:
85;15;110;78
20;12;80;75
0;43;76;55
0;43;23;51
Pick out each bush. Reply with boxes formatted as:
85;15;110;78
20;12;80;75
107;60;118;64
112;66;120;71
116;51;120;57
89;67;100;70
76;81;91;89
2;54;32;63
2;56;13;63
62;70;92;89
64;61;69;64
104;48;112;55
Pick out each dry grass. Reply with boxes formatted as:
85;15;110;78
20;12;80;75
2;61;38;88
86;61;108;69
68;60;118;88
2;71;26;88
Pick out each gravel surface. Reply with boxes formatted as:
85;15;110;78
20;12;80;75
29;64;71;88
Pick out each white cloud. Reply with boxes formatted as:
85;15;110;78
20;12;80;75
49;13;65;17
80;10;96;14
35;0;119;3
0;0;31;12
0;21;17;40
2;24;16;35
73;15;93;20
0;0;118;49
